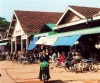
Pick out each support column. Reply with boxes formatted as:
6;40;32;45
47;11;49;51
21;36;23;51
15;36;17;52
26;37;29;51
11;41;13;53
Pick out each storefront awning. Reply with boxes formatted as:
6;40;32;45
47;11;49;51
0;42;8;46
35;37;47;45
44;38;58;45
52;35;81;46
28;37;38;50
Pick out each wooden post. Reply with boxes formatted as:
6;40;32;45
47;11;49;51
21;36;23;51
15;36;17;52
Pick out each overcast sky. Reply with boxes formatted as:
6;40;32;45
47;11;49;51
1;0;100;22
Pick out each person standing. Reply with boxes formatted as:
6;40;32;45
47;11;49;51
66;51;72;69
58;52;65;66
38;50;50;80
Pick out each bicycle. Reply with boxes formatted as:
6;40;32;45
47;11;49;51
89;60;98;72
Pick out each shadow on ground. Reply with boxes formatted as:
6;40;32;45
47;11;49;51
17;80;77;83
48;80;74;83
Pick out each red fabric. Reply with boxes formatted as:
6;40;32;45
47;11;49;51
58;54;65;66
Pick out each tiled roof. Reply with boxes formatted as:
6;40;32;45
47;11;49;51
69;5;100;18
15;10;62;33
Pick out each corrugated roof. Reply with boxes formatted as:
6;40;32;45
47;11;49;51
46;23;55;30
48;26;100;38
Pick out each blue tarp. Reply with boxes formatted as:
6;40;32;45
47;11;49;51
52;35;81;46
28;37;38;50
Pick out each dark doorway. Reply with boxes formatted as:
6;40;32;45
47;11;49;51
16;36;21;51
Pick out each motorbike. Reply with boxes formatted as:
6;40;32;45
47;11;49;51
65;58;85;73
82;58;98;72
65;60;75;72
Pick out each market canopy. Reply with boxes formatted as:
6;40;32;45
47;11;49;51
35;37;47;45
44;37;58;45
28;37;38;50
52;35;81;46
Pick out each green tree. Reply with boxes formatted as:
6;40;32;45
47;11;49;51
0;17;10;31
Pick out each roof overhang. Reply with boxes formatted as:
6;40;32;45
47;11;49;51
0;42;8;46
49;26;100;38
93;15;100;21
34;32;49;38
25;32;38;36
53;19;87;30
5;37;11;40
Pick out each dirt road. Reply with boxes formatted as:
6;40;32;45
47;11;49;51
0;60;100;83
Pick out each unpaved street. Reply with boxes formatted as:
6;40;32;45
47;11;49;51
0;61;100;83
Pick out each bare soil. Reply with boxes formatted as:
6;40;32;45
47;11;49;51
0;60;100;83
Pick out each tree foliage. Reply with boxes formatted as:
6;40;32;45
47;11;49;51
0;17;10;31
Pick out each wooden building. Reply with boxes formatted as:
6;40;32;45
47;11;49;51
7;10;62;52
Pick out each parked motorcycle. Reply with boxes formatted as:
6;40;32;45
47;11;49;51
82;58;98;72
65;59;84;73
65;55;85;73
